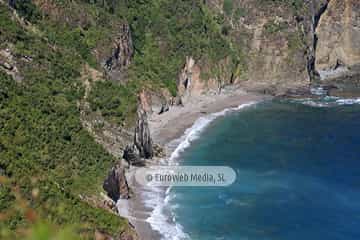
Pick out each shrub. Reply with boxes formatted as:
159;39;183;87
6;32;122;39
223;0;234;15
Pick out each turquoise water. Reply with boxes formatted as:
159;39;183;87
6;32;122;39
170;100;360;240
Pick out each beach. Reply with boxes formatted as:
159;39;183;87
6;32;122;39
119;88;267;240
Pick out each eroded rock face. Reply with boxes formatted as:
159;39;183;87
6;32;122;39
103;162;130;202
103;23;133;81
134;108;153;159
0;48;22;82
123;144;141;166
315;0;360;79
177;56;205;100
204;1;317;94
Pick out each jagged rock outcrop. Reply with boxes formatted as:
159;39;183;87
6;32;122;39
103;23;133;81
315;0;360;81
134;107;153;159
204;1;315;94
178;56;203;99
0;48;22;82
103;162;130;202
204;0;360;95
122;145;142;166
123;105;154;165
305;0;330;81
139;88;177;115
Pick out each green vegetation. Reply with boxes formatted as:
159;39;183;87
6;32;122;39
0;0;243;238
223;0;234;15
87;0;243;120
257;0;304;12
9;0;42;23
264;20;288;35
234;7;246;21
0;2;126;239
88;81;138;125
125;0;237;87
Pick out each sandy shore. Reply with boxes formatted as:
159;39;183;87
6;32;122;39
149;88;266;147
122;88;267;240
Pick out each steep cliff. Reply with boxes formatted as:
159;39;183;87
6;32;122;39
203;0;327;94
315;0;360;92
1;0;360;239
0;1;138;239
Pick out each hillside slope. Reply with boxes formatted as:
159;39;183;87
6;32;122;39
1;0;360;239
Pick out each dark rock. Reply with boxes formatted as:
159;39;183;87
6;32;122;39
134;108;153;159
103;162;130;202
158;102;169;115
103;23;133;81
8;0;16;8
123;144;144;166
322;85;338;91
276;86;314;99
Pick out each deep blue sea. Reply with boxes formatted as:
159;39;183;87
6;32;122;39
168;99;360;240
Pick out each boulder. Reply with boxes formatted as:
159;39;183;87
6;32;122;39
103;162;130;202
123;144;144;166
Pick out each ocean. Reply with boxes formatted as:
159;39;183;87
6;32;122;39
146;97;360;240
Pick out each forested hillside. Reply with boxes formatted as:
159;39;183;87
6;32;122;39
0;0;237;239
1;0;359;239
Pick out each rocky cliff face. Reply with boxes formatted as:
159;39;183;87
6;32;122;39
202;0;360;95
103;162;130;202
204;0;313;94
134;107;153;159
102;23;134;81
122;98;154;165
315;0;360;86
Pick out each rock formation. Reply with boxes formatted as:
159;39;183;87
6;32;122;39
201;0;360;95
123;103;154;165
134;107;153;159
103;162;130;202
122;144;141;166
177;56;206;101
103;23;134;81
138;88;175;115
315;0;360;81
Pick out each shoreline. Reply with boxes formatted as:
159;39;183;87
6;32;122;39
121;88;268;240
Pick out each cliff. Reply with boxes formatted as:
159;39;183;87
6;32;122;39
315;0;360;94
0;0;359;239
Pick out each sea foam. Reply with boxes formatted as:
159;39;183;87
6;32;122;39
145;101;258;240
292;96;360;108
